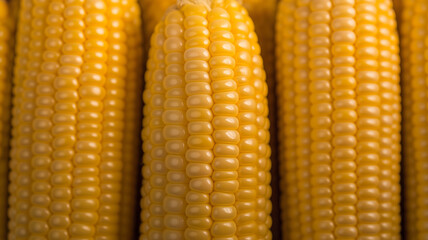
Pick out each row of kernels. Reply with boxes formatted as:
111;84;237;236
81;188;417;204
276;0;300;238
244;6;277;233
331;0;358;238
120;1;143;239
385;1;401;236
294;0;313;238
378;1;401;239
95;0;127;238
208;6;239;239
8;0;28;236
146;21;167;240
70;1;108;238
412;0;428;238
119;3;143;236
48;0;84;238
182;4;213;239
227;3;260;239
163;8;188;240
354;0;381;238
0;0;13;238
245;7;272;239
14;0;47;238
9;4;29;218
308;1;334;239
140;21;163;239
399;0;416;237
29;0;63;237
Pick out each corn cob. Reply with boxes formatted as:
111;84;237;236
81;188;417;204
8;0;143;239
400;0;428;239
276;0;402;239
140;0;271;239
0;0;15;238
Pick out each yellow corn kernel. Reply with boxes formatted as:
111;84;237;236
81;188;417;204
119;1;144;240
0;0;14;238
400;0;428;239
276;0;401;239
140;0;271;239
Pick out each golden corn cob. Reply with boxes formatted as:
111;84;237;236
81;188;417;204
400;0;428;239
0;0;14;238
276;0;401;239
8;0;143;239
140;0;271;239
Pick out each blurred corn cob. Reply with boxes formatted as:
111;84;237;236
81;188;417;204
276;0;401;239
399;0;428;239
